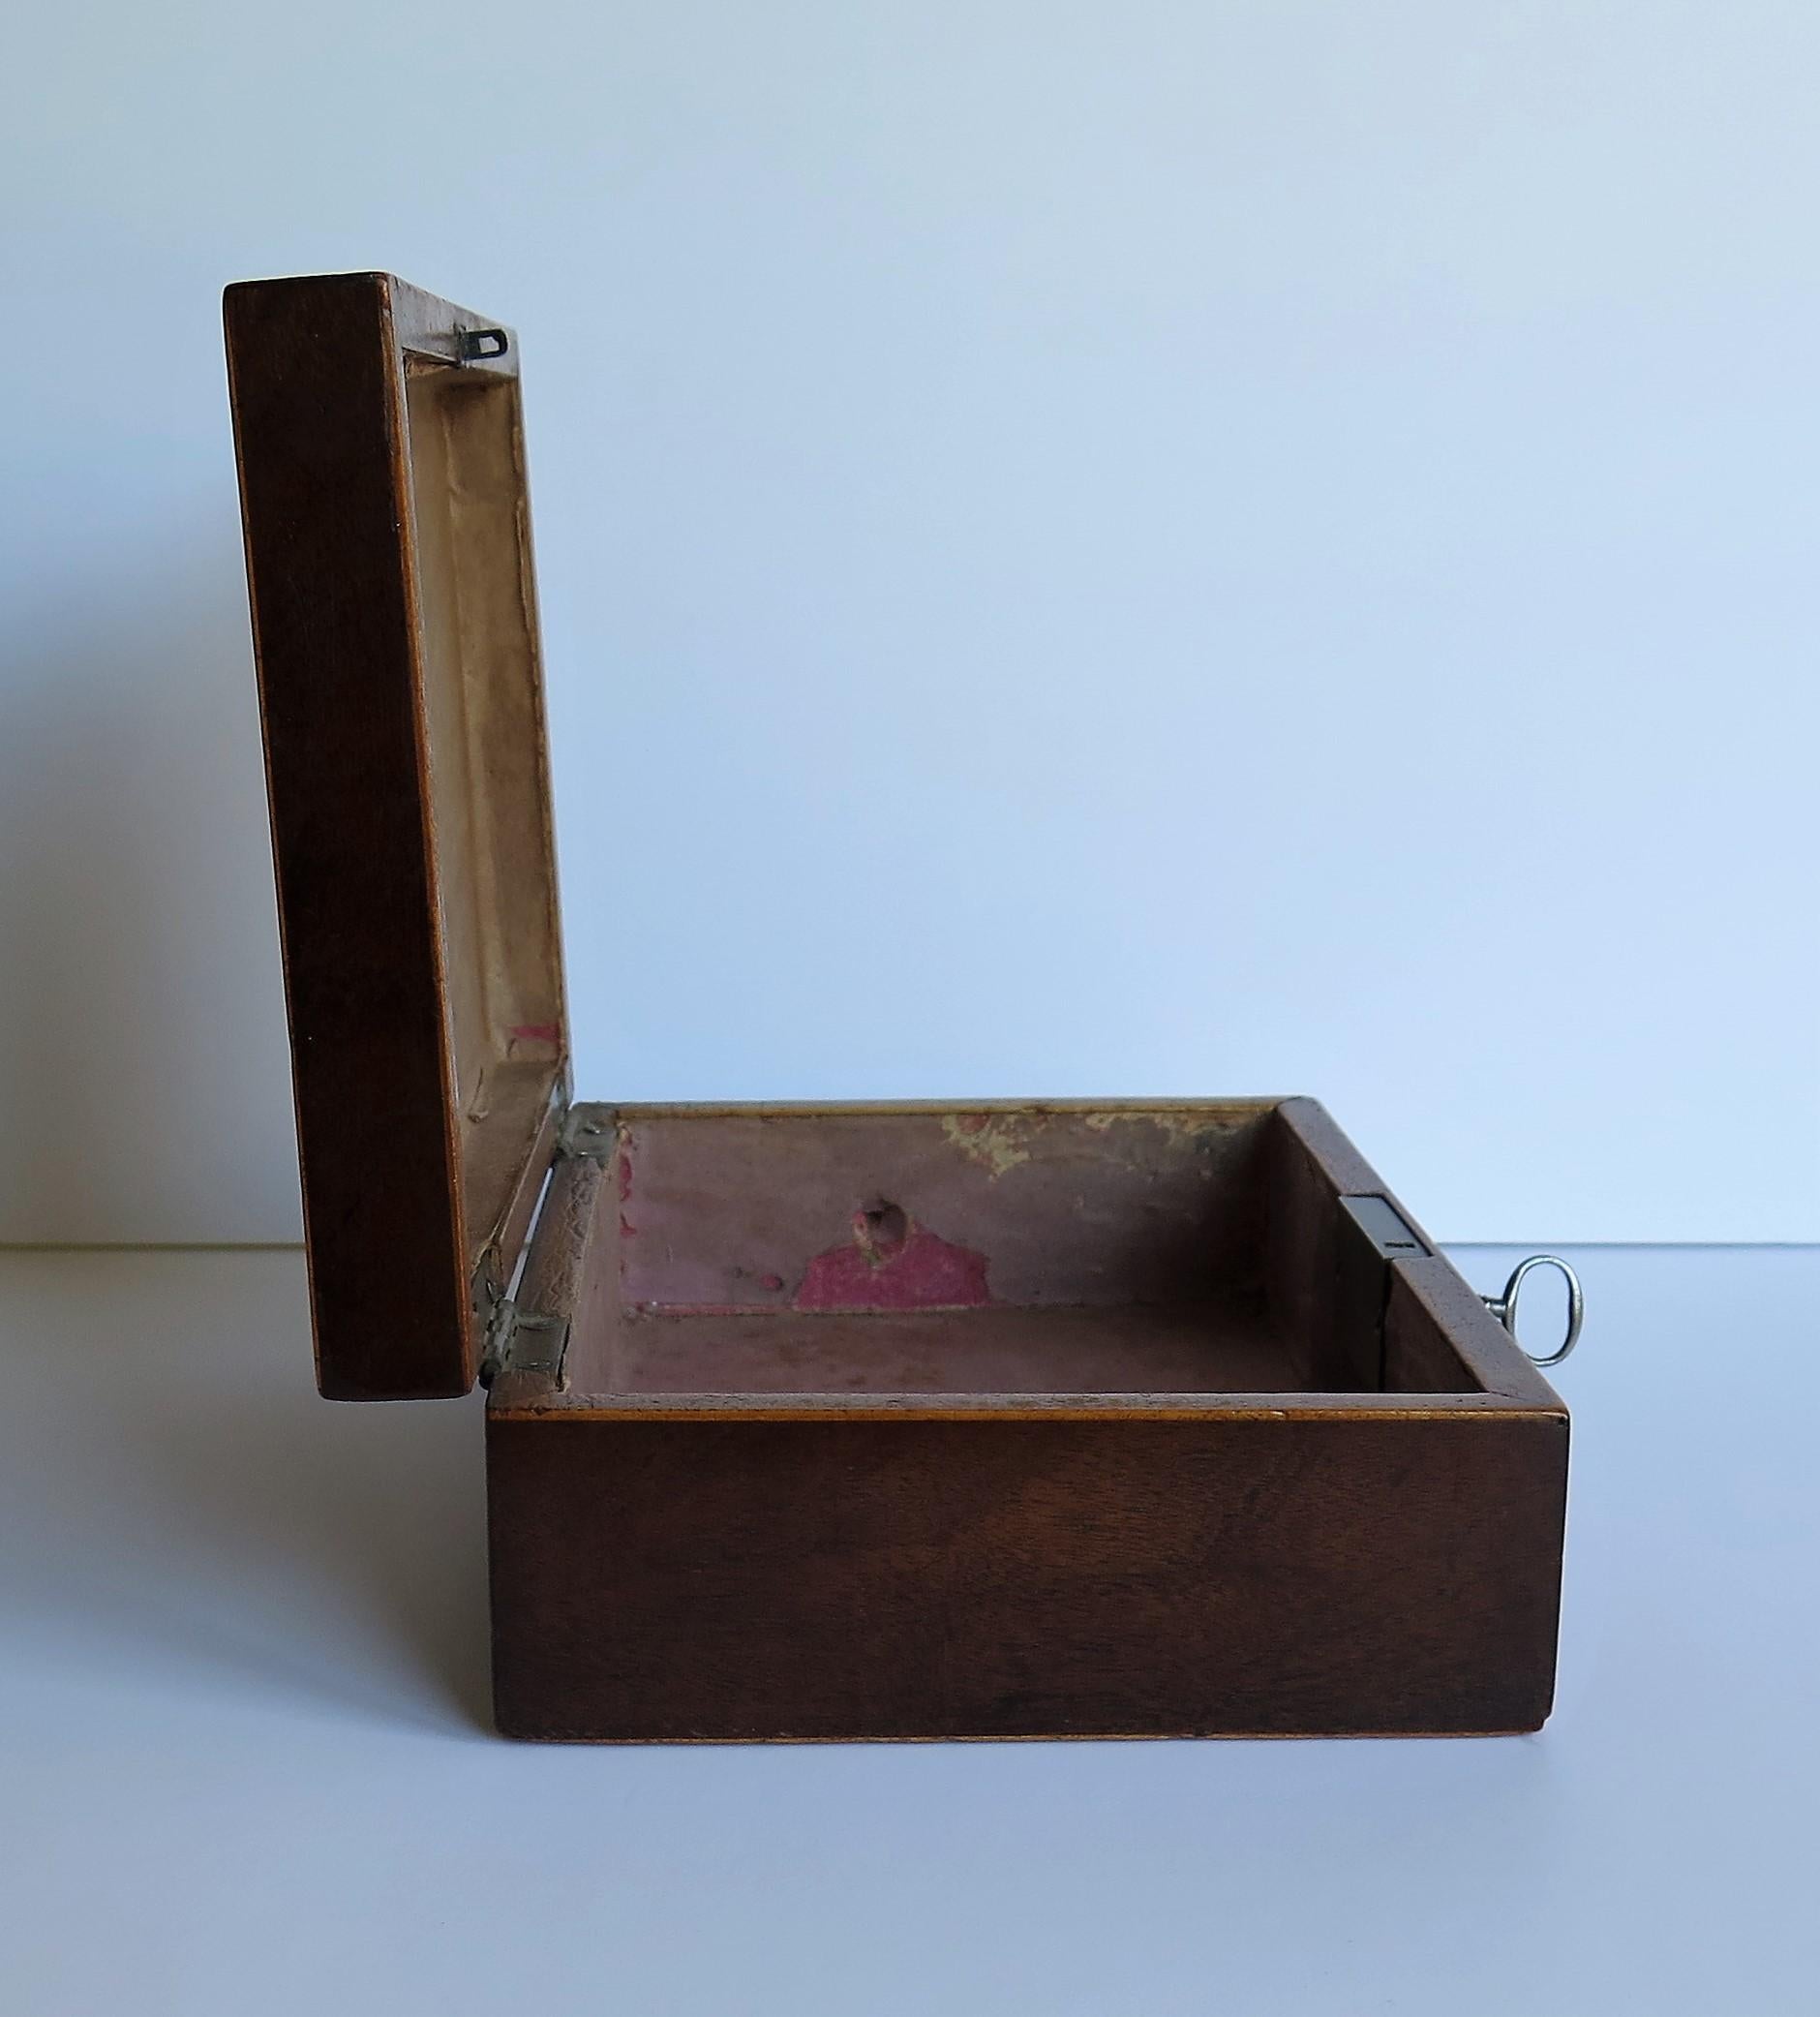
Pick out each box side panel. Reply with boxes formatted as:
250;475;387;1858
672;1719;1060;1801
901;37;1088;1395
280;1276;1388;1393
1264;1099;1417;1391
488;1414;1567;1740
1262;1101;1562;1404
1388;1256;1566;1406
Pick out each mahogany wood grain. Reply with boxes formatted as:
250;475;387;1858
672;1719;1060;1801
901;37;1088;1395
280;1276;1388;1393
227;274;470;1400
488;1410;1567;1740
227;268;1573;1741
226;272;565;1399
485;1099;1568;1741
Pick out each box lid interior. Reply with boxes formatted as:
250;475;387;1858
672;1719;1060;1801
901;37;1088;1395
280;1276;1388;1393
227;273;567;1400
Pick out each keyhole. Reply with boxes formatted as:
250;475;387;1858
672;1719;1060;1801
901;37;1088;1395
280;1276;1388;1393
857;1199;909;1259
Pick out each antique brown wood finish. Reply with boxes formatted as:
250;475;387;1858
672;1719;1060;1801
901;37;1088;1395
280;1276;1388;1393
489;1412;1566;1741
484;1098;1567;1741
226;274;565;1401
228;273;1571;1741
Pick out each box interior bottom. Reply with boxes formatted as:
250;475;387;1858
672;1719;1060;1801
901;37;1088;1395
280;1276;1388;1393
594;1301;1298;1395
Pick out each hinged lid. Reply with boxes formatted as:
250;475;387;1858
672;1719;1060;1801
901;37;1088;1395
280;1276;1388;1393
226;273;568;1400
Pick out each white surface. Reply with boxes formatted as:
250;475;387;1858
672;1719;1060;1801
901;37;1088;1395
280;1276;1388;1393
1;1242;1811;2013
2;5;1817;1246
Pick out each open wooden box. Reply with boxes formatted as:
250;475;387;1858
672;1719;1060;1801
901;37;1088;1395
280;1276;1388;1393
226;272;1569;1742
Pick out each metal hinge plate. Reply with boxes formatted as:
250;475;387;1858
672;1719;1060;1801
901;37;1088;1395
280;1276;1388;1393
557;1103;615;1162
475;1100;610;1386
479;1296;568;1386
1338;1194;1433;1258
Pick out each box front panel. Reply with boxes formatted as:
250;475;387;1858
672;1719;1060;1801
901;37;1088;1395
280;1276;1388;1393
488;1413;1567;1741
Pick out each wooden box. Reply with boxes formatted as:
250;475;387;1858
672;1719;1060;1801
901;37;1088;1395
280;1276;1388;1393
226;272;1570;1742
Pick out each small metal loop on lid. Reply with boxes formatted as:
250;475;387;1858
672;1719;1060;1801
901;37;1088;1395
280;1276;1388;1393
1482;1255;1584;1367
456;325;510;364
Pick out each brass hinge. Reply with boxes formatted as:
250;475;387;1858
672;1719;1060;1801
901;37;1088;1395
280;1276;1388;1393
558;1104;614;1162
478;1292;568;1386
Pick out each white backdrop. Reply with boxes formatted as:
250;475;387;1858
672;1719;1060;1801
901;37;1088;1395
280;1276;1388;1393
2;0;1814;1245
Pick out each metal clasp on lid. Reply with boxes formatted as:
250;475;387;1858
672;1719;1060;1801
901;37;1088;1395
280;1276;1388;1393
456;324;509;364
